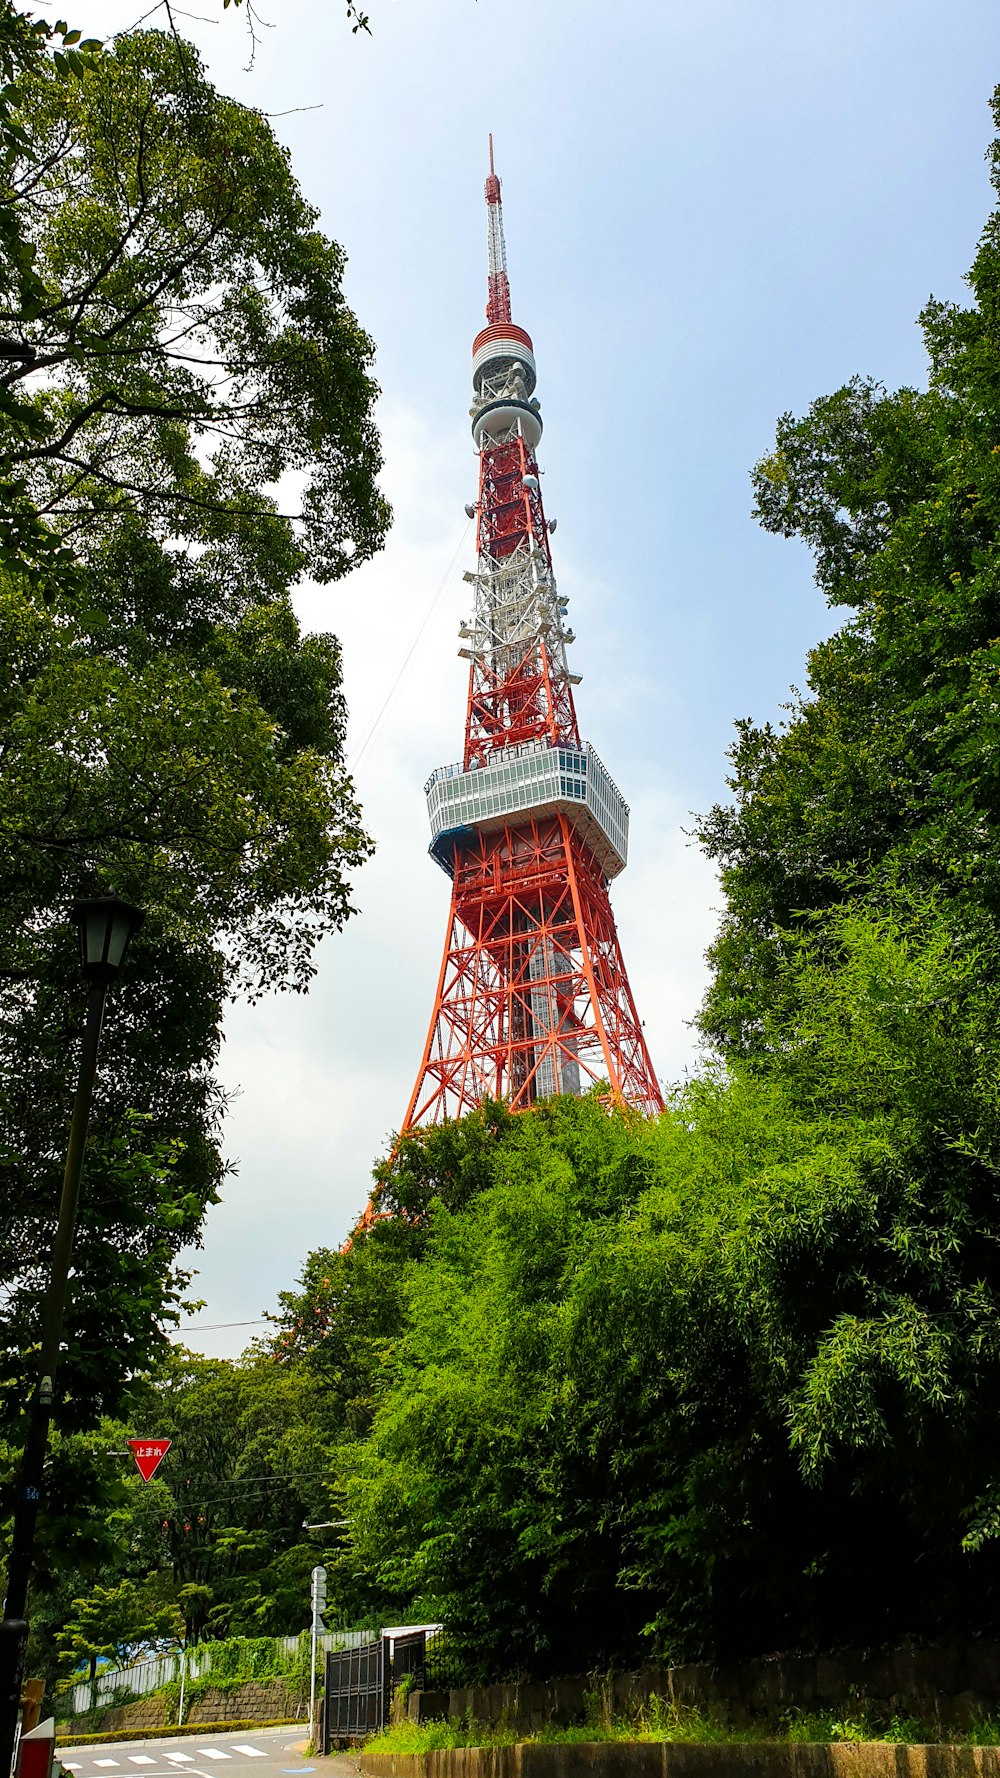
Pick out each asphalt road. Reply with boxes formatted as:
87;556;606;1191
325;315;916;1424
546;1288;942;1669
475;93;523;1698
57;1725;360;1778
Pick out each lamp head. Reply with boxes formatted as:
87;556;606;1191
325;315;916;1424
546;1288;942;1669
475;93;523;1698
0;337;37;364
71;895;145;985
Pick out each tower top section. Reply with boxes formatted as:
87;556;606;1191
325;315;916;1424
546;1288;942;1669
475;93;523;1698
461;139;578;771
474;140;536;398
485;133;512;327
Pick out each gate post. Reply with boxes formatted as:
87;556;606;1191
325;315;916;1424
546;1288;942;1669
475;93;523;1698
320;1652;330;1756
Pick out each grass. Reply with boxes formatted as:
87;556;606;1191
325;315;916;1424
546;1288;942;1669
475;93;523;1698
362;1697;1000;1754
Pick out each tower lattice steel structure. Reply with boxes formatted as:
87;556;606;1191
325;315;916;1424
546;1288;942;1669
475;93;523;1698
402;142;661;1130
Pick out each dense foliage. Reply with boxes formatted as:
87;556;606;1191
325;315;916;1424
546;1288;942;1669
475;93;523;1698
0;0;386;1645
338;1009;1000;1673
33;1347;348;1702
698;90;1000;1062
103;913;1000;1675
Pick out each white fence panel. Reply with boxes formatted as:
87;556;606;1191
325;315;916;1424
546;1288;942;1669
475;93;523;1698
67;1627;379;1716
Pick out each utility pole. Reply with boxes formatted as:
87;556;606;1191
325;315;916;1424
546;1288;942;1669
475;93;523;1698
0;897;144;1778
309;1565;327;1751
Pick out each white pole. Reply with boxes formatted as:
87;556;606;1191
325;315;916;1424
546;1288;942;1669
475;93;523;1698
308;1564;326;1750
178;1647;186;1728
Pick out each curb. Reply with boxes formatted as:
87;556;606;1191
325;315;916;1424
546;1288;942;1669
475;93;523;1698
56;1719;304;1746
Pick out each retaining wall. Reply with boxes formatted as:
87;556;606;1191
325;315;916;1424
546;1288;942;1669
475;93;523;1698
409;1642;1000;1735
362;1747;1000;1778
59;1679;304;1738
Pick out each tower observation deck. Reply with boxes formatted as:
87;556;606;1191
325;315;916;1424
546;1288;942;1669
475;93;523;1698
401;141;661;1127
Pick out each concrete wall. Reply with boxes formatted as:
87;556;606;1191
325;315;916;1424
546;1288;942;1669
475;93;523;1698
410;1643;1000;1735
363;1745;1000;1778
59;1679;305;1738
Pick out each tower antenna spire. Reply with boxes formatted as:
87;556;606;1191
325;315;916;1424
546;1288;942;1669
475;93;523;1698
484;134;511;325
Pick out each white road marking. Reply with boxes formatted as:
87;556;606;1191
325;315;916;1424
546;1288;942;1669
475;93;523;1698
128;1759;157;1766
230;1748;267;1759
164;1757;195;1765
196;1755;230;1762
94;1761;121;1768
122;1770;214;1778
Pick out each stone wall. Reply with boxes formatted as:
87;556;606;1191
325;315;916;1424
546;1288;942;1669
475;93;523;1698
409;1641;1000;1736
59;1679;305;1738
184;1681;305;1726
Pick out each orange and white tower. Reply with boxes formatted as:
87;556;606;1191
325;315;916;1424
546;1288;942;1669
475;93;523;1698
402;142;661;1129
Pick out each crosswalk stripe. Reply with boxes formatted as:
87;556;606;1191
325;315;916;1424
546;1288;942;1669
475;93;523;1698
164;1756;195;1765
94;1761;120;1768
197;1754;231;1762
128;1758;156;1766
231;1748;267;1758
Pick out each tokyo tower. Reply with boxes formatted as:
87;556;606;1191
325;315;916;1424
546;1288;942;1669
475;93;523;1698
402;142;662;1130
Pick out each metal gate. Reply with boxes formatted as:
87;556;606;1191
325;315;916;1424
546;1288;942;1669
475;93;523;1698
321;1638;387;1745
322;1630;431;1748
390;1630;426;1694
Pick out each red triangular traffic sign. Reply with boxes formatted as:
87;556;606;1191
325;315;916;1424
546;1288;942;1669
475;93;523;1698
127;1437;171;1481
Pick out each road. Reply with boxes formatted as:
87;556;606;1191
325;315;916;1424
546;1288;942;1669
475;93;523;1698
57;1725;360;1778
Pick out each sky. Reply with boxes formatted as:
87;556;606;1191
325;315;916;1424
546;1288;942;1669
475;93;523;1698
84;0;1000;1355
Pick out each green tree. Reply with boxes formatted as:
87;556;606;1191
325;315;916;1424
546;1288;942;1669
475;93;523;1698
338;1090;779;1675
271;1101;519;1417
2;22;387;578
57;1575;182;1683
0;5;99;586
339;1000;1000;1672
117;1349;340;1639
0;15;385;1610
259;1102;527;1627
698;87;1000;1063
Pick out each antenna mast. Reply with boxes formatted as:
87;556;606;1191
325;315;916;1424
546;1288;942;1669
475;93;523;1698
485;132;512;325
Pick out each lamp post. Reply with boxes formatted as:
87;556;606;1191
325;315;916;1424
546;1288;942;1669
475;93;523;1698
0;896;144;1778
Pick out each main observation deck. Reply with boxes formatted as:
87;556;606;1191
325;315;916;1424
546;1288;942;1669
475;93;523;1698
425;739;629;881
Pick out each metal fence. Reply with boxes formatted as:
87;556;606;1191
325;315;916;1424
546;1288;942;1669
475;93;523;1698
69;1651;179;1716
68;1628;377;1718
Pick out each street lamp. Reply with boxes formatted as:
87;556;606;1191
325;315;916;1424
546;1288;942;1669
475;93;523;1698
72;895;145;984
0;896;144;1778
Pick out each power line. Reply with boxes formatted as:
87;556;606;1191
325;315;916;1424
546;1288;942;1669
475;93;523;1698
159;1476;341;1515
177;1318;269;1331
351;517;472;771
169;1470;331;1486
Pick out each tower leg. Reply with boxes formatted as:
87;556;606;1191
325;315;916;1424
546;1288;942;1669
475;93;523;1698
403;815;662;1130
